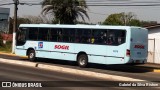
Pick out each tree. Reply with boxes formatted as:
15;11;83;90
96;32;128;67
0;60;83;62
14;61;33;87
103;12;141;26
41;0;89;24
141;21;157;26
9;16;48;34
23;15;52;24
103;13;123;25
129;19;142;26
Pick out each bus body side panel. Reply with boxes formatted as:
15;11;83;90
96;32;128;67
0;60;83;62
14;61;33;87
35;42;76;61
15;46;27;56
74;44;106;64
106;44;126;64
130;28;148;63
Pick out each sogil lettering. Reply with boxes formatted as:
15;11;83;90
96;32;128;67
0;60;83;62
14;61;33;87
134;45;144;49
54;45;69;50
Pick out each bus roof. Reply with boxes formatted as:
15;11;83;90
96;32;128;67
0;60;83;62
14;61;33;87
19;24;144;30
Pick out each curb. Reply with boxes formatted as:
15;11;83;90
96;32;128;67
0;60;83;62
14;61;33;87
0;52;27;58
153;69;160;73
0;58;36;67
0;58;145;81
0;52;16;56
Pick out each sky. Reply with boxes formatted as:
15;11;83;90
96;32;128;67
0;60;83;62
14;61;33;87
1;0;160;24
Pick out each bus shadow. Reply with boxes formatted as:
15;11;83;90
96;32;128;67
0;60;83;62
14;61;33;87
33;58;154;73
35;58;78;66
88;63;154;73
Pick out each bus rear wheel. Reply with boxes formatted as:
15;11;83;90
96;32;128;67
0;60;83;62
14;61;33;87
77;54;88;68
28;50;36;61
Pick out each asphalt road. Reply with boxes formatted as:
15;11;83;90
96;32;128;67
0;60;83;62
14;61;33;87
0;62;159;90
0;54;160;81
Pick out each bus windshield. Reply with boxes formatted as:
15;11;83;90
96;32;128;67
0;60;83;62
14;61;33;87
16;28;27;46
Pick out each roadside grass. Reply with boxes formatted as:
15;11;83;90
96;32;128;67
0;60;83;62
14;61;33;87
0;41;12;53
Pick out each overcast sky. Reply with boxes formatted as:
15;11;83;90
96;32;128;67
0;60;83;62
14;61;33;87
1;0;160;24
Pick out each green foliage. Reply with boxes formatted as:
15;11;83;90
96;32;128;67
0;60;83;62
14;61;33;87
0;41;12;53
9;16;47;34
129;19;142;26
141;21;158;26
9;17;30;34
103;12;141;26
42;0;89;24
103;13;123;25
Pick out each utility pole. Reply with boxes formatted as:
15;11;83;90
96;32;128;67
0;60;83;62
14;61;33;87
12;0;19;53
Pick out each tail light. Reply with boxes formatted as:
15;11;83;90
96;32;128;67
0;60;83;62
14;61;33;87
126;49;130;56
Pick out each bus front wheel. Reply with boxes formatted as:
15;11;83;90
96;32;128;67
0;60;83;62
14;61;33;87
28;50;36;61
77;54;88;68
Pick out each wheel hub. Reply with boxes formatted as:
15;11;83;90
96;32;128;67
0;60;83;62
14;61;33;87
80;58;85;65
30;53;34;58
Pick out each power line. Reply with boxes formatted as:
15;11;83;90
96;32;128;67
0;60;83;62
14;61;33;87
1;0;160;5
86;1;160;4
18;3;160;6
88;11;106;16
1;1;160;7
87;4;160;6
0;3;14;6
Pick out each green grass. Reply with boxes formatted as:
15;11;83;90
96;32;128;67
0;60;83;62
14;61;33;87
0;41;12;53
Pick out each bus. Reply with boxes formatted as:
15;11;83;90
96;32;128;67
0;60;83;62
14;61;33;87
15;24;148;67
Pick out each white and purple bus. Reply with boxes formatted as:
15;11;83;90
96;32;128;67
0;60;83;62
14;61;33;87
15;24;148;67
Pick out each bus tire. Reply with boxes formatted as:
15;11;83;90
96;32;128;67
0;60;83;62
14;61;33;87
77;54;88;68
28;50;36;61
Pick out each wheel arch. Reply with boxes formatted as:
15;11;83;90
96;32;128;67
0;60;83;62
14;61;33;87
26;48;35;56
76;51;88;61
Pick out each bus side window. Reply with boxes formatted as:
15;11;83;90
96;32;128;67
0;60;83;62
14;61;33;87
28;27;38;41
112;30;126;45
63;28;70;42
92;29;99;44
75;37;79;43
75;29;83;43
50;28;58;41
107;30;116;45
16;28;27;45
97;30;107;44
57;29;63;42
38;28;49;41
119;30;126;44
69;29;75;42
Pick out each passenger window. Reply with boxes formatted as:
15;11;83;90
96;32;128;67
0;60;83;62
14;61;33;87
76;29;92;43
16;28;27;46
49;28;58;41
117;30;126;45
92;29;100;44
75;29;83;43
107;30;116;45
96;30;107;44
28;28;38;40
106;30;126;45
57;29;63;42
63;29;70;42
38;28;49;41
68;29;76;42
